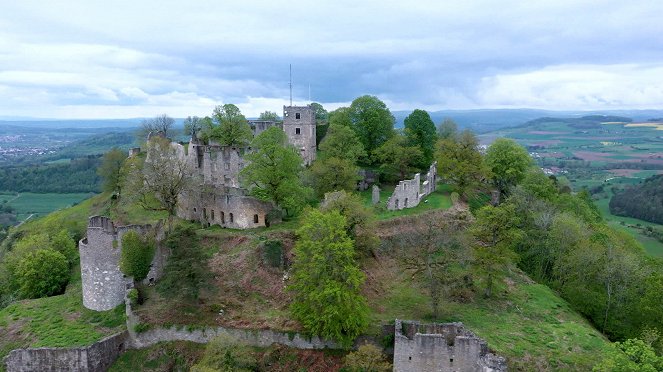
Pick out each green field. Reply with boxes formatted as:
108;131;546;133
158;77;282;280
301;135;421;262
481;117;663;258
2;192;95;221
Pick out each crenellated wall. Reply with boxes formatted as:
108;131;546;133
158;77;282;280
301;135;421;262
393;320;507;372
79;216;164;311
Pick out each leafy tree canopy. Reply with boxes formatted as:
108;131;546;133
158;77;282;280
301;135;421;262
120;230;155;282
240;127;312;216
97;148;127;196
404;109;437;167
319;124;367;163
15;249;69;298
288;209;369;347
485;138;532;197
209;104;253;147
437;129;487;198
349;95;395;160
374;134;423;181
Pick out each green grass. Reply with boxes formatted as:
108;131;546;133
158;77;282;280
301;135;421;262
7;192;95;221
0;267;126;362
367;263;611;371
593;193;663;257
110;341;205;372
359;183;452;220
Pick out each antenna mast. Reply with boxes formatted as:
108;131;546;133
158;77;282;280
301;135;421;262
289;64;292;106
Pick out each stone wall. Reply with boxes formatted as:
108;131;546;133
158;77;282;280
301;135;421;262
386;161;437;211
387;173;421;210
177;188;278;229
79;216;163;311
393;320;506;372
3;332;129;372
125;295;338;350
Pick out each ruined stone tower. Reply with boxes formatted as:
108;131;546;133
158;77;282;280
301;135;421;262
79;216;165;311
283;105;316;165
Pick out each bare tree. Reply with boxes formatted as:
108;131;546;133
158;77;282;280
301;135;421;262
127;136;195;230
138;114;175;141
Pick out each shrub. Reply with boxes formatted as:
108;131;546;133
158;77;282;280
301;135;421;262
120;230;155;282
192;334;257;372
15;249;69;298
127;288;138;306
133;323;150;333
344;344;392;372
262;239;283;269
50;229;77;266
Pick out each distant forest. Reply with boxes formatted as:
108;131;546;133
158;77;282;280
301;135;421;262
610;174;663;224
0;156;101;193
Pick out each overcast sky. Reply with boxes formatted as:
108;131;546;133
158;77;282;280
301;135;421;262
1;0;662;119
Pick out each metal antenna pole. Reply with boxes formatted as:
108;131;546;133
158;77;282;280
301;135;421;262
289;64;292;106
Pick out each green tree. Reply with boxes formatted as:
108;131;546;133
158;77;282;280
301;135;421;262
210;104;253;146
329;107;352;127
471;204;522;297
319;190;378;256
319;124;367;162
240;127;312;217
593;338;663;371
311;157;360;197
15;249;69;298
258;110;280;121
50;229;77;266
437;118;458;140
311;102;329;124
374;134;423;181
485;138;532;198
288;209;369;346
119;230;155;282
437;129;487;198
97;148;127;196
404;109;437;167
349;96;395;160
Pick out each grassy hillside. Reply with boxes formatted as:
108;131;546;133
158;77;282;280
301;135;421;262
130;208;611;371
1;192;613;371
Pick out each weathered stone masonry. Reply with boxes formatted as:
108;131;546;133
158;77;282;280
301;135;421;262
386;161;438;211
79;216;165;311
3;332;129;372
174;105;315;229
394;319;507;372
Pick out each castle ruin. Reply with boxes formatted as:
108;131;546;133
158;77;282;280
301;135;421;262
173;105;315;229
386;161;438;210
394;319;507;372
79;216;165;311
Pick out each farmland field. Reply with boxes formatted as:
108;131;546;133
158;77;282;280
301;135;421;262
481;116;663;257
2;192;95;221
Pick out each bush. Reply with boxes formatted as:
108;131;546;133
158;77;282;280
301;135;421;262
127;288;138;306
120;230;155;282
192;334;257;372
133;323;150;333
262;239;283;269
50;229;77;266
158;225;208;300
15;249;69;298
344;344;392;372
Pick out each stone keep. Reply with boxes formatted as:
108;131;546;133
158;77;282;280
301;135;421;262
79;216;161;311
283;105;316;166
393;320;507;372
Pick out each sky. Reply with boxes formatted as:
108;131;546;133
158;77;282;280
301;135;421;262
1;0;662;119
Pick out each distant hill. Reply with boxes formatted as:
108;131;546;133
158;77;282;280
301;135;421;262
393;109;663;133
610;175;663;224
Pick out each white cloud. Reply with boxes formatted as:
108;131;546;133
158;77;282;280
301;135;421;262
477;64;663;109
